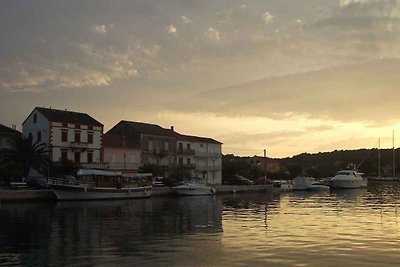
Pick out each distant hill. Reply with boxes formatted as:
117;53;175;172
280;148;397;178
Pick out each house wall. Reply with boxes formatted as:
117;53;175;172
22;110;49;146
141;134;176;168
177;140;222;184
103;146;141;171
50;122;102;163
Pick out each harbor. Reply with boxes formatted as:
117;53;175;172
1;183;400;266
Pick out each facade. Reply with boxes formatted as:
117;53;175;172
22;107;103;165
106;121;176;172
250;156;281;174
175;132;223;185
0;124;20;150
102;133;141;174
106;121;223;183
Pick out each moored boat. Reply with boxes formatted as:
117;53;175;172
330;169;367;189
49;169;152;200
172;179;216;196
292;176;329;191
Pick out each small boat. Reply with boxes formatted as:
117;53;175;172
330;169;367;189
271;180;293;191
48;169;152;200
172;179;216;196
292;176;330;191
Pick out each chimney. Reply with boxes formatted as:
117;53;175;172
171;126;174;132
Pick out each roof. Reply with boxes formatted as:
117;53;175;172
0;124;20;135
174;132;222;144
103;133;140;149
120;120;176;137
24;107;103;126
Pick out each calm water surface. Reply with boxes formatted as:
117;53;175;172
1;184;400;266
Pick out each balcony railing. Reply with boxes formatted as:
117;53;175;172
177;163;196;170
80;162;141;170
177;148;196;155
143;148;174;155
70;141;89;148
195;151;222;158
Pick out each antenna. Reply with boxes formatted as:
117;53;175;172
378;138;381;179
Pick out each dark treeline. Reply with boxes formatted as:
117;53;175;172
223;148;400;181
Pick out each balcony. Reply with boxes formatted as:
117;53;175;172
143;148;174;155
70;141;89;151
82;162;142;170
177;163;196;170
177;148;196;155
195;151;222;158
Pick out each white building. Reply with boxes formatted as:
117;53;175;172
175;132;222;185
22;107;103;165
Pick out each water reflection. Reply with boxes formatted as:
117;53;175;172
1;186;400;266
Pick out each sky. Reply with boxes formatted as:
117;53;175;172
1;0;400;158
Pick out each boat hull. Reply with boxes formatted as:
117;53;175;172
330;180;367;189
172;185;216;196
50;184;152;200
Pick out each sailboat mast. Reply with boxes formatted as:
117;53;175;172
378;138;381;179
393;130;396;179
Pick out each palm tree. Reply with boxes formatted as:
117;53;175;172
1;135;50;181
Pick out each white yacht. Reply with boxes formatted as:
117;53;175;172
330;170;367;189
292;176;330;191
172;180;216;196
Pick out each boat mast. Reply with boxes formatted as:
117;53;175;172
393;130;396;179
378;138;381;179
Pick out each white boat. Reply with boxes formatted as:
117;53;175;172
172;180;216;196
271;180;293;191
329;169;367;189
49;169;152;200
292;176;330;191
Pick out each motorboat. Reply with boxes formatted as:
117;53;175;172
271;180;293;191
292;176;330;191
329;169;367;189
172;180;216;196
48;169;152;200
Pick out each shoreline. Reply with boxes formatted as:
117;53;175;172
0;185;269;202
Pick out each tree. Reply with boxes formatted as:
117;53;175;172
1;135;50;183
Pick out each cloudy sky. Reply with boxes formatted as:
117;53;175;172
1;0;400;158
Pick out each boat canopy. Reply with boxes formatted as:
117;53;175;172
77;169;122;176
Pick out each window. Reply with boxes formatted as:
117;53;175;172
75;124;80;129
61;130;68;142
187;143;191;150
74;152;81;163
87;151;93;163
62;123;68;128
87;132;93;144
33;114;37;123
187;158;191;165
178;143;183;150
28;132;33;140
88;125;93;130
37;131;41;142
178;157;183;165
164;142;169;151
61;150;68;161
74;131;81;143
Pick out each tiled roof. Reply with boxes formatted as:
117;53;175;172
121;120;176;137
34;107;103;126
0;124;20;134
174;132;222;144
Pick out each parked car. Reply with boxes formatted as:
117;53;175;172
224;175;255;185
